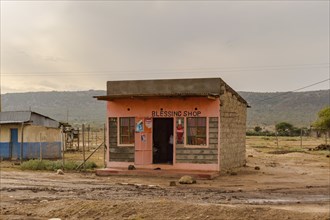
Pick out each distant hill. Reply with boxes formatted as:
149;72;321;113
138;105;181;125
2;90;329;128
239;90;329;128
2;90;106;127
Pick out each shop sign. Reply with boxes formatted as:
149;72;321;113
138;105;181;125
151;109;202;117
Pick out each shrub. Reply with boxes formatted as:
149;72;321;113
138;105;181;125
21;160;98;171
21;160;53;170
246;130;276;136
85;161;97;169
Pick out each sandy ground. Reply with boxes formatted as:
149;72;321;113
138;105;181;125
0;142;329;220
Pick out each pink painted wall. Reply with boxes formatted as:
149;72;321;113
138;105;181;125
106;97;220;171
107;97;220;117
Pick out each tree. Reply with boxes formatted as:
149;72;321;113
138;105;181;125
313;107;330;130
275;122;294;136
254;126;262;133
313;107;330;143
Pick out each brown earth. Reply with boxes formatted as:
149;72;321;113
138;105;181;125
0;137;329;220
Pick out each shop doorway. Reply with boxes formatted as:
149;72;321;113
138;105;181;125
153;118;173;164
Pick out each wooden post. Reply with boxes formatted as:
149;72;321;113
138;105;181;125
77;128;80;151
91;131;93;149
87;124;90;151
61;125;65;167
275;131;279;148
103;123;106;168
82;124;85;170
325;130;328;145
66;107;69;123
39;133;42;161
300;128;303;148
95;131;97;146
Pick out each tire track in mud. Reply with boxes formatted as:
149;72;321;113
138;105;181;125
1;179;329;205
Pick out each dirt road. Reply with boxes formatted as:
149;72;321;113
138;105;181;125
0;146;329;220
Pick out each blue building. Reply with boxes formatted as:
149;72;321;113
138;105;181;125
0;111;62;160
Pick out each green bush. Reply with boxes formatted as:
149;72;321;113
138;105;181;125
21;160;97;171
85;161;98;169
246;130;276;136
21;160;53;170
63;161;79;170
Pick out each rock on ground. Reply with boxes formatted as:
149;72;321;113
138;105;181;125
178;175;196;184
56;169;64;175
128;165;136;170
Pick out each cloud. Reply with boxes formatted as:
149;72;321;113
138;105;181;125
38;80;60;90
0;1;329;92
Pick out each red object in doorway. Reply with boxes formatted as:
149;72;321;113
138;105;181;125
176;123;184;144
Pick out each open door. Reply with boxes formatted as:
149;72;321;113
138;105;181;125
153;118;173;164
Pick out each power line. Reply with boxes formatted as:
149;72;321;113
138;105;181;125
255;78;330;103
2;63;329;76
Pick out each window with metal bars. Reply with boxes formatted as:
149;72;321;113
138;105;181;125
186;117;207;146
119;117;135;144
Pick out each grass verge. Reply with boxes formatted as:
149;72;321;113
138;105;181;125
20;159;97;171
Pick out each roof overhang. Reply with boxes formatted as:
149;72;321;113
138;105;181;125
94;93;220;101
0;121;31;125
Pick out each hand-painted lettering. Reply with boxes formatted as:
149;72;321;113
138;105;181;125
152;109;201;117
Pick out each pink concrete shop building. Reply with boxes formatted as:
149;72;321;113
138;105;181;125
96;78;248;172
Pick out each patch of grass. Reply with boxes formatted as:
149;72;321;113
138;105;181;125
284;138;299;141
21;160;97;171
251;145;269;149
268;149;305;154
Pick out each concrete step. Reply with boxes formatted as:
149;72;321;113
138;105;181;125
95;168;219;180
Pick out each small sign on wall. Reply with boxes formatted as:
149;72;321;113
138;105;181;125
141;134;146;143
144;117;152;133
135;118;144;133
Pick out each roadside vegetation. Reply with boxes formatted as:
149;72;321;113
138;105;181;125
246;135;328;155
246;122;309;137
20;159;97;171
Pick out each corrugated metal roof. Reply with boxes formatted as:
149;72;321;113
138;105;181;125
0;111;31;123
0;111;59;128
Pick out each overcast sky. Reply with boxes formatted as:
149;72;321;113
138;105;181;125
1;1;329;93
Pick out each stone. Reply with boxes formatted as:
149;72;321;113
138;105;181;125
254;166;260;170
128;165;136;170
169;181;176;186
56;169;64;175
230;171;237;176
178;175;196;184
248;155;253;157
